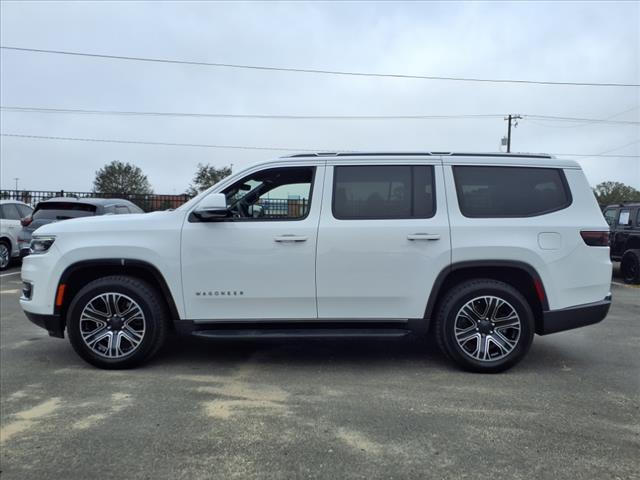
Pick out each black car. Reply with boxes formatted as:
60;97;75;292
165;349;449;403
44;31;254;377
19;197;144;256
603;202;640;284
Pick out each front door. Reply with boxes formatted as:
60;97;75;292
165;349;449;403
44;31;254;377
181;164;323;320
316;160;451;319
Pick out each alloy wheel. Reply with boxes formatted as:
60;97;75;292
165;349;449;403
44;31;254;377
79;292;146;358
454;295;521;362
0;243;9;269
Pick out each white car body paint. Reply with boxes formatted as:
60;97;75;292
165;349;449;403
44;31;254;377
20;154;611;326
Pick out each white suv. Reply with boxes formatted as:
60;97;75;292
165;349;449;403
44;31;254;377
19;153;612;372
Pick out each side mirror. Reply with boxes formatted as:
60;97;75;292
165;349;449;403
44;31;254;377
193;193;230;221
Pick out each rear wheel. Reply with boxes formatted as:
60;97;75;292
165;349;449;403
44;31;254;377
0;240;11;270
67;275;168;369
621;249;640;284
435;279;535;373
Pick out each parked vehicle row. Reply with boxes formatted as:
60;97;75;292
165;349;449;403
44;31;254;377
19;152;612;372
602;202;640;284
0;200;33;270
1;197;142;270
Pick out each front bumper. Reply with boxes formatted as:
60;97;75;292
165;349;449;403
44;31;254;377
24;311;65;338
539;294;612;335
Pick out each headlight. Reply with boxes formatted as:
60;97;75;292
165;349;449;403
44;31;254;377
30;235;56;254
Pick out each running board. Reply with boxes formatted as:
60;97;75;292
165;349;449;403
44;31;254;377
191;328;410;339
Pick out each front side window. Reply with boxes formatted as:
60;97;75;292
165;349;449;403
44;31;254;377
618;209;630;226
221;167;314;220
603;208;619;227
332;165;435;219
453;166;571;218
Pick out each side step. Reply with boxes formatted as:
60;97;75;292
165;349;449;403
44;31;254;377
191;328;410;339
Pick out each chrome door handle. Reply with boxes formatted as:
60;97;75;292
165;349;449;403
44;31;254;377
407;233;441;241
274;235;308;243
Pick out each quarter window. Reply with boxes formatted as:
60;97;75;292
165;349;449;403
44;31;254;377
453;166;571;218
332;165;435;219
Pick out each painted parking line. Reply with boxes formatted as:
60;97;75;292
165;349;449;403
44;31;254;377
0;271;21;278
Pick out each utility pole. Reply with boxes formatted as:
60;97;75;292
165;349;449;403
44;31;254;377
504;114;522;153
13;177;19;191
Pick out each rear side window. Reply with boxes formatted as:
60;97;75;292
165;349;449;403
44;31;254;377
453;166;571;218
333;165;435;220
33;202;97;220
0;204;22;220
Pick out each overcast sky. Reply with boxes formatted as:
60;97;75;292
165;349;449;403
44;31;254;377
1;0;639;193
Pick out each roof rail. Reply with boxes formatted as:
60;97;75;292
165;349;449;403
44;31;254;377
283;151;553;159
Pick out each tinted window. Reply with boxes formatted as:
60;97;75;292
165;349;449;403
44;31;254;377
333;165;435;219
16;204;33;218
115;205;130;214
0;204;22;220
618;209;630;226
603;208;618;227
222;167;314;220
453;166;571;218
33;202;97;220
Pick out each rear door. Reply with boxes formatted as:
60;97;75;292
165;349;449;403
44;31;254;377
316;158;451;319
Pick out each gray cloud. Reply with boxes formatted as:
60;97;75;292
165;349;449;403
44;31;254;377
1;0;638;193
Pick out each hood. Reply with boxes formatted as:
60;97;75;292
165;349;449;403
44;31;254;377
33;210;181;236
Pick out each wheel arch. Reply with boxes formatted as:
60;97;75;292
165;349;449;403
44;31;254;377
56;259;180;329
425;260;548;334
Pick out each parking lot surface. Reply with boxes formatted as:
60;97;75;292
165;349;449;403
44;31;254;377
1;267;638;480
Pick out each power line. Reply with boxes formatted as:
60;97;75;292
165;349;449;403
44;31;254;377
2;132;639;157
2;106;639;125
2;45;638;88
0;133;329;152
0;107;506;120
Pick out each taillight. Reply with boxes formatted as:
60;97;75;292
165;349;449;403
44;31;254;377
580;231;609;247
20;216;32;227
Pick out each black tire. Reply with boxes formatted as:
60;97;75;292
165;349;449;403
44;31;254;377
67;275;168;369
0;239;11;271
621;249;640;284
435;279;535;373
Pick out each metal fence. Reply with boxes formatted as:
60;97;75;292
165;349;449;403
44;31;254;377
0;190;191;212
0;190;309;216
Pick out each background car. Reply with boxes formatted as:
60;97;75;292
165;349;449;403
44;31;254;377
602;202;640;284
0;200;34;270
18;197;144;257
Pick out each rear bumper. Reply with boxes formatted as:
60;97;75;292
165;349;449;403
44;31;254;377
539;294;611;335
24;311;65;338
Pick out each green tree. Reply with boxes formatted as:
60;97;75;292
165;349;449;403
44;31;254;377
186;163;232;196
93;161;153;195
593;181;640;206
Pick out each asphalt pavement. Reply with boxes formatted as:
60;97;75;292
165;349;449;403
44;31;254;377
1;265;638;479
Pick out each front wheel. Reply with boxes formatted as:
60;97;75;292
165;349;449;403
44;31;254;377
435;279;535;373
67;276;168;369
